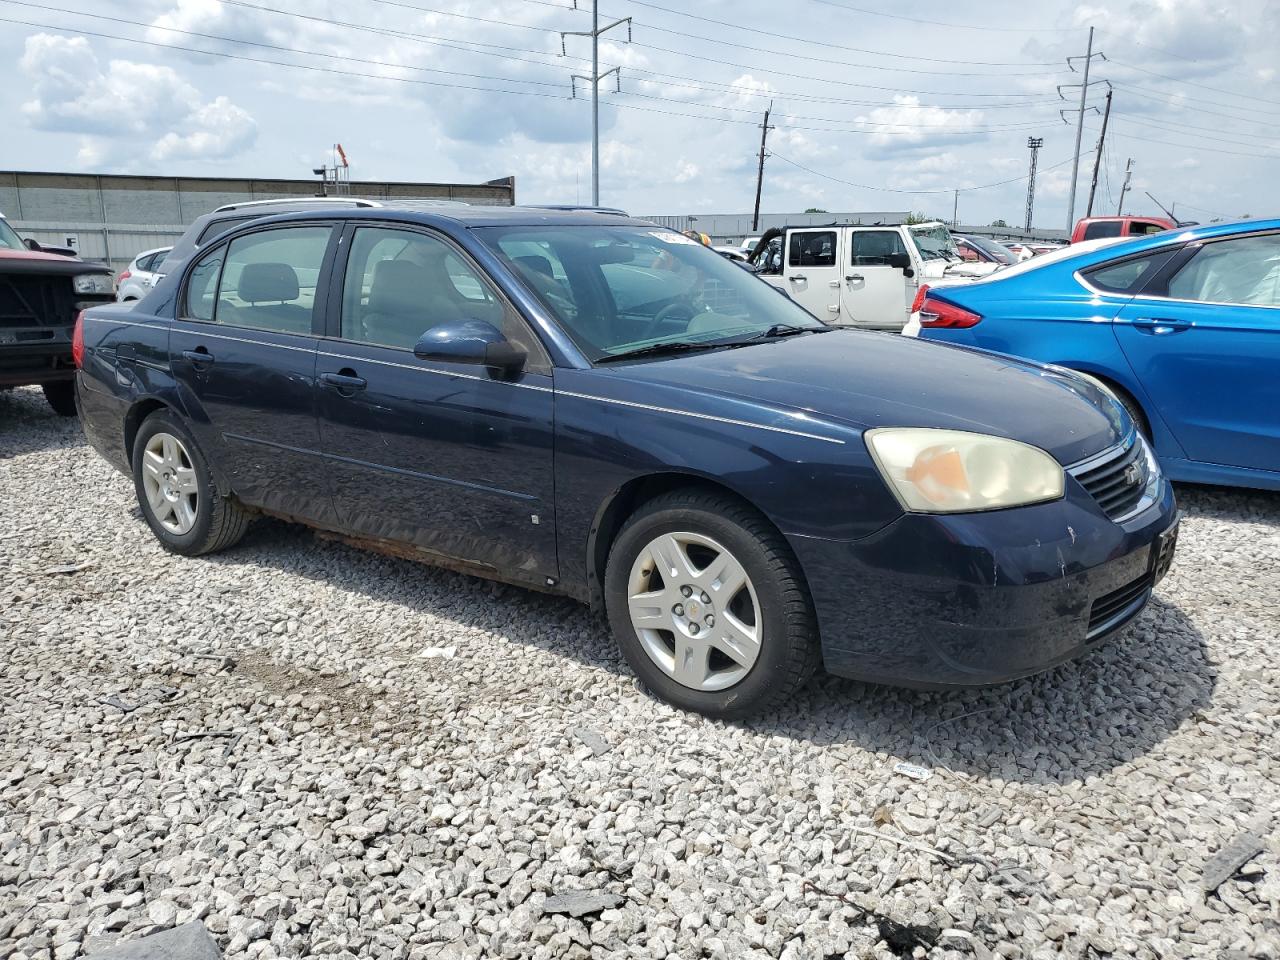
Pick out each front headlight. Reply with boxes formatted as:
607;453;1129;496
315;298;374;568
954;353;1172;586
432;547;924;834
866;428;1065;513
73;273;114;295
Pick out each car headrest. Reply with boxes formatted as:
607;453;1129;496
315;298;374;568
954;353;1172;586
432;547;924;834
238;262;299;303
369;259;436;314
514;255;555;279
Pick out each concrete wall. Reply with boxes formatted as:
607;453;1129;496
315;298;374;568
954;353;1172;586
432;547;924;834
0;171;516;270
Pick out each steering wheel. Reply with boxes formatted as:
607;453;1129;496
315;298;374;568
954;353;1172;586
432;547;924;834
644;301;696;340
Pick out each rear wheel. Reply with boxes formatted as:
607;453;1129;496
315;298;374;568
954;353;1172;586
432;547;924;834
42;381;77;416
605;490;819;718
131;411;251;556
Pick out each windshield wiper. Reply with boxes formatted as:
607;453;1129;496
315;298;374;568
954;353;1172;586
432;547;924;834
733;323;828;343
595;340;731;363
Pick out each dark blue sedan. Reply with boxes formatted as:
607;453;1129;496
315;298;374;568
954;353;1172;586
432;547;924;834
908;219;1280;492
74;206;1178;717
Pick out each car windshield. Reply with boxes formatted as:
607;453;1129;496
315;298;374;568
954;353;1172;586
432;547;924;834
963;235;1019;265
909;223;960;261
0;218;26;251
476;225;827;361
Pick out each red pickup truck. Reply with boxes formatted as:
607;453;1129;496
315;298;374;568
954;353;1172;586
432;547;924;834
1070;216;1175;243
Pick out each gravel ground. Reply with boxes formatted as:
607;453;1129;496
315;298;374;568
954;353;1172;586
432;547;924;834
2;384;1278;960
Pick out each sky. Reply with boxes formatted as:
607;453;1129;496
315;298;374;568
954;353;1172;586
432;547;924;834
1;0;1277;228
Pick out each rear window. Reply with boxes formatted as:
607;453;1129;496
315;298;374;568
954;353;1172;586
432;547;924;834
1081;250;1177;294
197;216;257;246
1083;221;1124;240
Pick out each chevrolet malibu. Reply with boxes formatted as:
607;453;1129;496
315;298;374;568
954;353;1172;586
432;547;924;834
75;206;1178;717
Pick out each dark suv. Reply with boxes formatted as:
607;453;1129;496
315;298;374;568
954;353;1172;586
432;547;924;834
75;205;1177;717
0;216;114;414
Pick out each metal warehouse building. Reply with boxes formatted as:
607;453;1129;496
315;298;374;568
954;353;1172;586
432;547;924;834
0;170;517;271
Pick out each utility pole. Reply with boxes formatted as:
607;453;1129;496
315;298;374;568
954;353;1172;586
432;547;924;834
751;101;774;233
1085;88;1112;218
1116;158;1132;214
1062;27;1106;233
952;189;959;227
1025;137;1043;231
562;2;631;205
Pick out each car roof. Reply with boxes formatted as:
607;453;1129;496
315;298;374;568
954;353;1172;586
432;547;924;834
221;203;650;230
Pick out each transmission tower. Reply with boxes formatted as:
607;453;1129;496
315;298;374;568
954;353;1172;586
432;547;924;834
1024;137;1043;231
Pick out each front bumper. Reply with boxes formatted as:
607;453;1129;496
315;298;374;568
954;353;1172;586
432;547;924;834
0;337;75;386
793;477;1178;687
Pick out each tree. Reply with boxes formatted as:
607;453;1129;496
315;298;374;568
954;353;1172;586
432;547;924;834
804;207;828;214
990;219;1009;228
903;211;932;224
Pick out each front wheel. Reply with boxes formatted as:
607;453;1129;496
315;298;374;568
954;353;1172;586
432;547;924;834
42;380;77;416
131;411;251;556
605;490;819;718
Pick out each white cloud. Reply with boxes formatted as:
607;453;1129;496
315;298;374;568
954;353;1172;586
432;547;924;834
19;32;257;169
860;96;986;155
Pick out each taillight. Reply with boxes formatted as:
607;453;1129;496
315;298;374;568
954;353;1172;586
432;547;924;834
72;310;85;368
910;284;930;314
117;270;131;282
918;294;982;329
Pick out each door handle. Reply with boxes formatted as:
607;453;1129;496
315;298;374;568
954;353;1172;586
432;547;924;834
320;370;368;394
846;274;864;282
182;348;214;366
1132;318;1191;335
789;274;807;282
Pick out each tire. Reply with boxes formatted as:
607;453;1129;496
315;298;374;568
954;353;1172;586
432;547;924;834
42;380;77;417
131;411;251;556
605;489;819;718
1112;387;1150;440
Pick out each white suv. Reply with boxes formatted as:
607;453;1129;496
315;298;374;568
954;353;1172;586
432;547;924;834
116;246;172;301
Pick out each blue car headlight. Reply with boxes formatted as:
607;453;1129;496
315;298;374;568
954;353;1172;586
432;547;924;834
866;428;1065;513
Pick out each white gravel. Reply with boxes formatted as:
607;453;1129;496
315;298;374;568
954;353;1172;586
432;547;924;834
2;384;1278;960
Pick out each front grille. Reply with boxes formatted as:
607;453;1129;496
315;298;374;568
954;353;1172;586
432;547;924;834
1071;435;1147;521
0;274;78;329
1088;574;1151;637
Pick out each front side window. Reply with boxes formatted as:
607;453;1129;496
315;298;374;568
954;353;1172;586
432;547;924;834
214;225;331;334
339;226;547;369
1082;249;1177;295
477;225;826;361
1130;222;1167;236
1083;220;1124;240
788;231;836;267
849;230;908;266
1166;234;1280;307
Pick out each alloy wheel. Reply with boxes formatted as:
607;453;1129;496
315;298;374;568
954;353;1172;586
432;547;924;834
626;531;762;692
140;432;199;535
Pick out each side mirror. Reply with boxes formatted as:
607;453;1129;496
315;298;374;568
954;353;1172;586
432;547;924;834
413;319;527;378
887;252;912;272
24;238;41;252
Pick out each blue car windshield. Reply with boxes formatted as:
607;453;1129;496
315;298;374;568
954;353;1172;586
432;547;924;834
475;225;826;361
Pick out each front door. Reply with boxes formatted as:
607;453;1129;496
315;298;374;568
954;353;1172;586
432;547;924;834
784;229;842;321
316;223;558;584
840;228;913;329
1113;231;1280;472
169;223;338;523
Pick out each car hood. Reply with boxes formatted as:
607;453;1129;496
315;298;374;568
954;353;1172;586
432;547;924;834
595;330;1125;466
0;247;76;263
0;247;108;277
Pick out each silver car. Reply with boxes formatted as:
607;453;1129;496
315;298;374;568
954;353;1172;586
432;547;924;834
115;246;172;301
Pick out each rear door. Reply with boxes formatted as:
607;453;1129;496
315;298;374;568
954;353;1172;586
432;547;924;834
1112;231;1280;471
783;229;842;321
316;223;558;584
841;228;914;329
169;222;339;523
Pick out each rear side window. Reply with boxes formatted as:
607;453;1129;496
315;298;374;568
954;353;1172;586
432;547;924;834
214;226;332;334
1082;250;1177;294
1130;222;1167;236
788;231;836;267
849;231;908;266
184;248;224;322
197;216;256;246
1083;221;1124;240
1166;234;1280;307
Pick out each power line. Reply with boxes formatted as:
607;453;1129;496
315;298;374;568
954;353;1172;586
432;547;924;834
807;0;1077;33
1108;128;1280;161
1108;57;1280;110
770;151;1076;194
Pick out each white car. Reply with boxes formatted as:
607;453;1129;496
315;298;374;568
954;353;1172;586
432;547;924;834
739;236;761;255
713;245;747;261
116;246;172;301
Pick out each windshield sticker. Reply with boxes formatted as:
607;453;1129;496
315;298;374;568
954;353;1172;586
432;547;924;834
650;231;699;245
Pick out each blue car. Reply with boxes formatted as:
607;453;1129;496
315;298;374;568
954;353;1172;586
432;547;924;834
909;220;1280;492
74;205;1177;717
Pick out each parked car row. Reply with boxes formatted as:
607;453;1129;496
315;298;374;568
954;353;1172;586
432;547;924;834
72;203;1183;719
